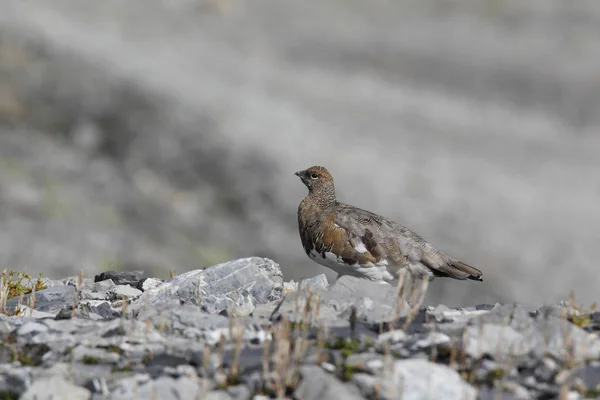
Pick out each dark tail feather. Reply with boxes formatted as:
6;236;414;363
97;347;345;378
451;260;484;281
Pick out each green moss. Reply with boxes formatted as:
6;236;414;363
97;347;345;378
487;368;505;381
1;271;47;300
111;365;132;373
582;387;600;398
141;353;152;364
0;392;20;400
342;365;355;381
82;356;100;365
570;314;591;328
326;336;360;354
106;346;122;355
14;353;37;366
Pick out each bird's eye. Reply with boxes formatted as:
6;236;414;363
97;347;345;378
311;173;319;179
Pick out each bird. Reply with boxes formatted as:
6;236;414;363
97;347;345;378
295;165;483;285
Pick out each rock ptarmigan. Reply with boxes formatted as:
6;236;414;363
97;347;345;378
295;166;483;284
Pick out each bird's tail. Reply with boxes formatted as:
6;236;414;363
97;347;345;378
449;260;483;281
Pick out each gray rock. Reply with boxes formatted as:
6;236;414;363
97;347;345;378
532;317;600;363
411;331;451;351
93;279;116;293
108;285;142;301
21;377;91;400
376;330;407;347
17;321;49;336
295;365;364;400
138;303;269;345
204;391;233;400
6;285;77;314
477;384;530;400
251;301;280;321
464;324;532;362
227;385;251;400
71;345;121;364
573;361;600;390
284;274;329;293
275;275;409;326
377;359;477;400
137;278;163;292
427;304;491;325
79;300;120;319
534;357;559;382
12;305;56;319
131;376;204;400
0;365;31;396
80;289;109;301
94;271;146;287
470;304;534;332
352;373;378;397
346;353;384;375
138;257;283;314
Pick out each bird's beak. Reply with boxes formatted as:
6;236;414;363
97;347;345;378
294;170;304;178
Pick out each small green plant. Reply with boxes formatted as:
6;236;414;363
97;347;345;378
82;356;100;365
583;387;600;398
111;365;132;373
0;391;20;400
106;346;122;355
566;290;596;328
1;271;47;300
141;353;153;364
342;364;355;381
12;352;37;367
326;336;360;356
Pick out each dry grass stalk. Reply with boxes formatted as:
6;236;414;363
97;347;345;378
449;334;459;370
402;276;429;331
261;326;271;391
389;269;408;331
272;316;292;398
429;322;438;363
72;270;84;318
381;341;395;399
217;333;226;377
315;324;328;365
29;281;36;310
120;295;128;333
230;317;245;379
202;343;211;378
0;269;8;314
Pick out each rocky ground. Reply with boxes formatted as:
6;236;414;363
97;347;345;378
1;257;599;399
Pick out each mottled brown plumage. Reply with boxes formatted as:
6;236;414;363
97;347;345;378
295;166;483;284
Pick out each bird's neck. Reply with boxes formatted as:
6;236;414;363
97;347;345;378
307;189;336;209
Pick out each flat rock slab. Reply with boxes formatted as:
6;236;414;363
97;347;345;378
377;359;477;400
274;275;409;326
21;377;91;400
295;365;364;400
138;257;283;314
137;303;269;345
6;285;76;314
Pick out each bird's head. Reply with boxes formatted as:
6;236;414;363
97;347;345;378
294;166;336;199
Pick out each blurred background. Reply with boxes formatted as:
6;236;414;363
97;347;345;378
0;0;599;308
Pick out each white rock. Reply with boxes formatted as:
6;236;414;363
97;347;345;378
21;377;90;400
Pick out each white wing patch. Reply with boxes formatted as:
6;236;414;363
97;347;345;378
307;249;395;282
354;242;368;254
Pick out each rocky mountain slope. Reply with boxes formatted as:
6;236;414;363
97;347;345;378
1;258;599;399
